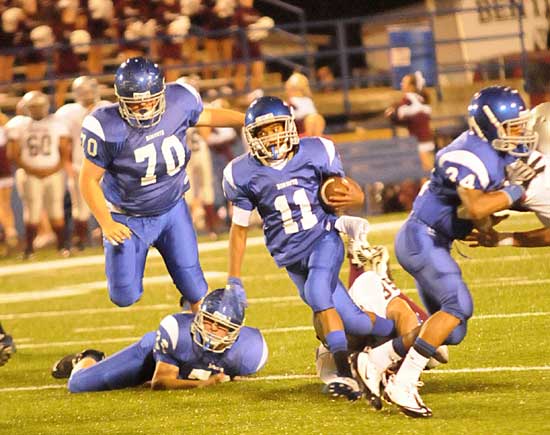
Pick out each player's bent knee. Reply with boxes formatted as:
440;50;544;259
109;285;142;307
444;321;468;345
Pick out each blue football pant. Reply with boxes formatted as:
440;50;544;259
68;332;156;393
105;199;207;307
286;230;344;312
395;218;473;345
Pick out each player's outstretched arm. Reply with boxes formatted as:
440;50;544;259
79;158;131;245
196;107;245;129
457;186;519;221
466;226;550;248
228;223;249;280
150;361;226;390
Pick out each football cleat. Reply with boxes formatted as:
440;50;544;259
350;351;383;410
51;349;105;379
0;333;15;367
383;375;432;418
324;377;362;402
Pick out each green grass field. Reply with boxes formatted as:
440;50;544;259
1;212;549;434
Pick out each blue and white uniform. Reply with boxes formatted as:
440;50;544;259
81;83;207;306
223;137;346;312
68;313;268;392
395;131;516;344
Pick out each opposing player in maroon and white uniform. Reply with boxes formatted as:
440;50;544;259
285;72;326;137
56;76;111;250
7;91;71;258
385;71;435;172
316;243;448;409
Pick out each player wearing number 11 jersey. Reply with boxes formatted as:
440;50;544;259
79;57;244;308
223;96;372;401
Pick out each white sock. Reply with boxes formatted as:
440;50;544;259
369;341;401;370
394;348;429;385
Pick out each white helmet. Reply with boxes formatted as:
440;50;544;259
70;29;91;54
21;91;50;120
2;7;24;33
71;76;100;107
167;16;190;43
30;25;55;49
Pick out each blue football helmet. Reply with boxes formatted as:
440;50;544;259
191;288;246;353
114;57;166;128
244;96;300;165
468;86;537;157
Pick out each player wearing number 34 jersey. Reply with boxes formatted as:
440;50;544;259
79;57;244;308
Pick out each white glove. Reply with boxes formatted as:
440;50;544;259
349;244;390;277
334;215;370;241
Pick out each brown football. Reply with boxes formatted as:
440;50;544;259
319;176;350;209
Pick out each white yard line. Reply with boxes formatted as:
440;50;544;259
0;220;407;277
74;325;134;333
1;365;549;393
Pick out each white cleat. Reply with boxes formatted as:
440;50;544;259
350;351;383;410
383;375;432;418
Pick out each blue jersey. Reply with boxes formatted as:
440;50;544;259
81;82;203;216
223;137;345;266
412;131;516;239
154;313;268;378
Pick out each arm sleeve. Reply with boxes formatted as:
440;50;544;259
222;161;255;211
238;329;269;376
81;115;116;169
316;137;345;177
173;81;204;127
152;315;181;367
437;150;489;190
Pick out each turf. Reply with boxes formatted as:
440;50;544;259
0;212;549;434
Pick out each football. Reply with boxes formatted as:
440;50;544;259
319;176;350;209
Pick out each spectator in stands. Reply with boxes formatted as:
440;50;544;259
114;1;154;60
232;0;273;92
180;0;204;67
385;71;435;173
52;0;83;108
0;6;26;93
83;0;114;75
201;0;235;82
285;72;326;136
6;91;72;258
153;0;190;82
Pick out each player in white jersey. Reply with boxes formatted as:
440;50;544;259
6;91;71;258
56;76;111;250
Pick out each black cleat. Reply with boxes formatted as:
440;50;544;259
51;349;105;379
324;377;362;401
0;333;15;367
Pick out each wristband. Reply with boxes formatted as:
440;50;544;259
502;185;525;205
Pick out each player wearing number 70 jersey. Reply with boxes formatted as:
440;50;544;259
222;96;377;402
79;57;244;308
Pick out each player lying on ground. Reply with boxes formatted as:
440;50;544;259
51;288;267;392
314;242;448;410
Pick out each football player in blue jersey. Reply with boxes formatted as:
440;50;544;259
78;57;245;309
51;288;268;392
222;96;395;402
372;86;540;417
